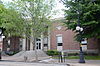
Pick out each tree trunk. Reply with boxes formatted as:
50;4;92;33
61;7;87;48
32;38;38;62
35;38;38;62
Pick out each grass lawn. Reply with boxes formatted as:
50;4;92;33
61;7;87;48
66;56;100;60
53;56;100;60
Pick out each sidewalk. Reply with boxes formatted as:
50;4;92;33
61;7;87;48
1;56;100;66
0;61;67;66
66;59;100;66
40;59;100;66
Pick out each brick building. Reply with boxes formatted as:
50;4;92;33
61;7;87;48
2;18;98;54
3;36;20;52
50;20;98;53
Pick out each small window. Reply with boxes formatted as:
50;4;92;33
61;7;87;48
58;43;62;46
44;44;48;47
57;36;62;43
56;35;63;46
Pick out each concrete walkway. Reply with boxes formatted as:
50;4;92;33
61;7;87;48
1;56;100;66
47;59;100;66
0;56;67;66
66;59;100;66
0;61;67;66
39;58;100;66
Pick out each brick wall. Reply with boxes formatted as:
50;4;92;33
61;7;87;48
50;22;98;53
3;36;20;52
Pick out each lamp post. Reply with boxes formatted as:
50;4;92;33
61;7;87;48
76;26;85;63
75;0;85;63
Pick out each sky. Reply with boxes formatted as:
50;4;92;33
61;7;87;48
53;0;65;18
1;0;12;2
1;0;65;19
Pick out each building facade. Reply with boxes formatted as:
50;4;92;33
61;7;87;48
2;19;98;54
50;21;98;53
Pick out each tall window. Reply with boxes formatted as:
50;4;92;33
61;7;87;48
43;37;48;47
57;36;63;46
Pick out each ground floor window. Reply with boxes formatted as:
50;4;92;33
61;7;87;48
56;35;63;46
56;35;63;51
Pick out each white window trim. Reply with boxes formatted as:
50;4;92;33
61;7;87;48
56;34;63;46
56;34;62;37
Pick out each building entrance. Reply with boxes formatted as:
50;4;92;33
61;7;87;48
36;38;41;50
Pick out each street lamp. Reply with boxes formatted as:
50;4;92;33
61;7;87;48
76;26;83;32
76;25;85;63
75;0;85;63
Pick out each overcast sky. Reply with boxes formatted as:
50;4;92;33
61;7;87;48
1;0;65;18
54;0;65;18
1;0;12;2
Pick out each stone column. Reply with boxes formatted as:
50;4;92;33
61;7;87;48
41;35;43;50
30;37;34;50
48;29;51;50
22;38;26;51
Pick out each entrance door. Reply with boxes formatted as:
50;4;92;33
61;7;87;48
36;38;41;50
36;43;41;49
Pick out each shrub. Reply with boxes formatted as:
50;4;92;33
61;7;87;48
5;51;19;56
68;53;78;56
46;50;59;56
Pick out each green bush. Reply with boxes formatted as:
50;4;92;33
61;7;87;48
68;53;98;56
46;50;59;56
5;51;19;56
68;53;79;56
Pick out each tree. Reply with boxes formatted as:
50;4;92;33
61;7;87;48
0;3;25;37
9;0;56;61
62;0;100;53
9;0;56;37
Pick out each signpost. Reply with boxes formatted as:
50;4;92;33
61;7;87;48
81;39;87;52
